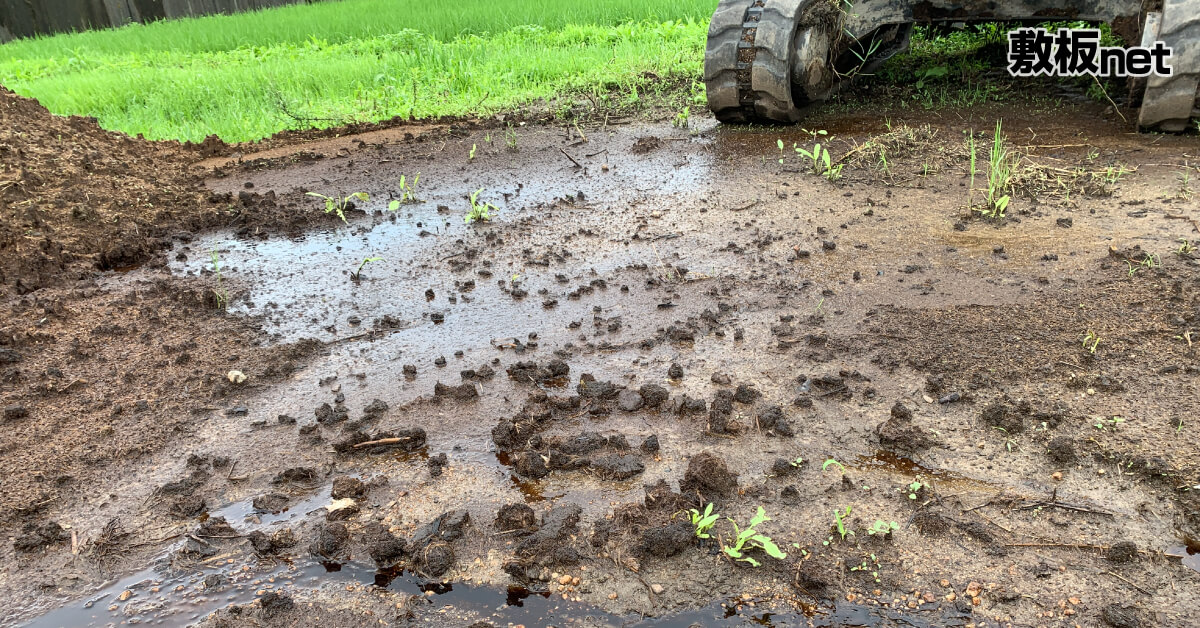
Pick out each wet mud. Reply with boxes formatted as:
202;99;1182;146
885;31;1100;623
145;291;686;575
1;89;1199;628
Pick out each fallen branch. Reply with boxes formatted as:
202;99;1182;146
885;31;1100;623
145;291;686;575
558;147;582;168
353;436;414;449
1102;570;1153;595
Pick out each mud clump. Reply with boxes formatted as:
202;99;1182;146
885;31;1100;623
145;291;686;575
757;405;796;437
514;451;550;479
247;528;297;555
315;402;349;424
331;476;366;499
13;521;70;552
590;454;645;480
707;389;739;434
644;479;687;512
410;509;470;548
3;404;28;421
272;467;319;486
434;381;478;400
495;503;537;533
1104;541;1138;563
252;492;290;513
309;522;349;559
1046;436;1077;465
1101;603;1146;628
639;384;669;408
639;521;693;558
259;590;295;619
640;434;660;454
911;509;952;536
577;374;620;400
876;401;934;452
169;495;206;518
680;452;738;503
428;452;449;477
361;522;407;566
197;516;238;539
617;389;644;412
980;398;1031;434
507;360;569;385
416;543;456;577
505;503;583;580
733;384;761;404
666;394;706;415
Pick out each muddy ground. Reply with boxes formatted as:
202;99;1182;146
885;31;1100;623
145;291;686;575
1;84;1199;628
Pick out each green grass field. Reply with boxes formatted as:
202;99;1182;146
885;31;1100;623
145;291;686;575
0;0;716;142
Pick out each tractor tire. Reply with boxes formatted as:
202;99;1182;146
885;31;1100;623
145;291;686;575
704;0;838;124
1138;0;1200;131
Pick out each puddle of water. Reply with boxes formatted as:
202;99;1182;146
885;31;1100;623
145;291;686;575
1166;538;1200;574
24;554;964;628
853;450;995;492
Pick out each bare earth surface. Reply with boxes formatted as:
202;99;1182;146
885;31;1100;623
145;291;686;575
1;86;1199;628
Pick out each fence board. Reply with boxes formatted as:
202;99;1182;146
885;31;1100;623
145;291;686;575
1;0;312;41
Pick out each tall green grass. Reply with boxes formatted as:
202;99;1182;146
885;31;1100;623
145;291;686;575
0;0;715;142
1;0;716;57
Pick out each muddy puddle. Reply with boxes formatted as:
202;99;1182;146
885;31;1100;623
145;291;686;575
23;555;970;628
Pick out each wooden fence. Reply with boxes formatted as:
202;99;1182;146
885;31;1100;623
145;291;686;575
1;0;312;42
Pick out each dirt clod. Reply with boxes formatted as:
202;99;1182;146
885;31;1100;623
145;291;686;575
639;521;692;557
331;476;366;499
638;384;669;408
590;454;645;480
495;503;537;533
680;452;738;503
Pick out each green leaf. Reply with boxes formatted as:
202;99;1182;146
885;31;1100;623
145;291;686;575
754;536;788;559
387;200;401;211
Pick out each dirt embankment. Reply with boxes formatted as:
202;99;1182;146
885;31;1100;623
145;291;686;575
0;89;321;539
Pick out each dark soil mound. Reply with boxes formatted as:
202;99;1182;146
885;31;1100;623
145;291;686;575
0;87;295;295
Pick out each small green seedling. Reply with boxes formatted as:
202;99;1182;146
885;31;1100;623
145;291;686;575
906;480;923;500
351;256;383;281
822;459;846;474
1126;254;1160;277
777;139;785;165
210;248;227;309
794;131;833;176
307;191;368;223
465;189;497;223
1093;415;1125;431
1178;239;1196;256
826;505;854;544
789;456;804;468
505;123;519;151
1081;330;1100;354
673;107;690;128
676;503;720;539
721;506;787;567
392;173;420;207
992;426;1018;452
866;520;898;536
469;143;478;160
849;553;883;583
979;120;1012;219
